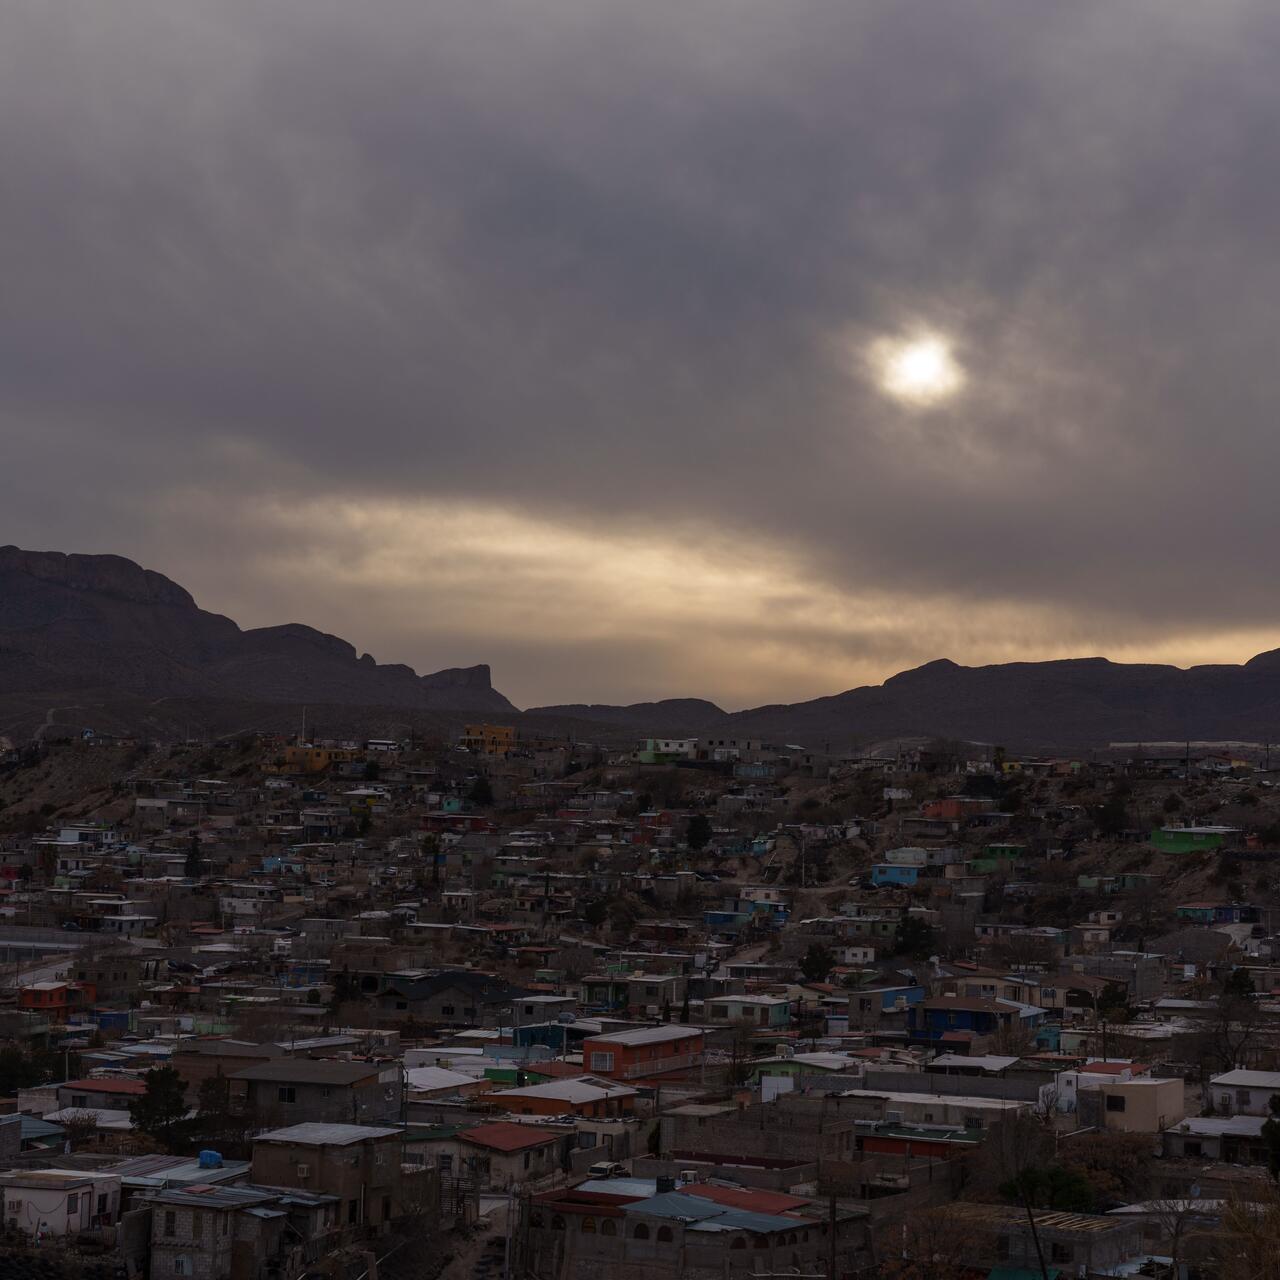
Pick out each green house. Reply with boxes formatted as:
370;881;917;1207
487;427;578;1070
1150;825;1238;853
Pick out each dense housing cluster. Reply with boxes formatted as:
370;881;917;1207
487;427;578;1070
3;728;1280;1279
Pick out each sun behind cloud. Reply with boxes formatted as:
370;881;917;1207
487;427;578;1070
871;332;966;407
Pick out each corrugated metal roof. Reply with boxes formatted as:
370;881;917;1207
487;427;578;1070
256;1122;401;1145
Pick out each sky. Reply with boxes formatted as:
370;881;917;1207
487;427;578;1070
5;1;1280;710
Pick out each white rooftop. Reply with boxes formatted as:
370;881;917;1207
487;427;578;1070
1210;1069;1280;1089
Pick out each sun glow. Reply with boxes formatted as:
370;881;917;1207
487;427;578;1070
873;333;965;406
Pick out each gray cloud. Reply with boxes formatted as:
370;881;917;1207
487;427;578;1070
5;0;1280;704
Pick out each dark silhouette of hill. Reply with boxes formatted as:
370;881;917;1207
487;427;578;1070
7;545;1280;747
0;545;514;714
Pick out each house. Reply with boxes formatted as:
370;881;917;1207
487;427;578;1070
376;970;527;1027
1161;1115;1267;1164
57;1076;148;1111
0;1169;121;1238
523;1180;872;1280
511;994;579;1027
228;1059;402;1125
1209;1069;1280;1116
941;1203;1144;1275
581;1025;705;1083
905;995;1043;1050
18;980;95;1022
492;1076;637;1118
455;1121;563;1189
144;1182;341;1280
1151;825;1240;853
252;1122;404;1228
1076;1077;1185;1133
699;994;791;1029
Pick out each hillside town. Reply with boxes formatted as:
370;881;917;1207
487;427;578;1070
3;726;1280;1280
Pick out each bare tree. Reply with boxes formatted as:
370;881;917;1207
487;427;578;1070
876;1204;999;1280
1210;1185;1280;1280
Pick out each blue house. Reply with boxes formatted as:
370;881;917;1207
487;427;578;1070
871;864;920;887
906;996;1044;1048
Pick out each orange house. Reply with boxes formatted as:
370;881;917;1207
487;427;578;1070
581;1025;705;1083
492;1076;637;1117
19;980;95;1022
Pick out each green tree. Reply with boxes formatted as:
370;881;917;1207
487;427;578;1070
1094;786;1132;837
197;1071;230;1117
686;814;713;851
184;832;204;879
468;775;494;807
1225;967;1257;998
129;1066;189;1148
800;942;835;983
1262;1095;1280;1181
1000;1164;1097;1213
894;916;937;960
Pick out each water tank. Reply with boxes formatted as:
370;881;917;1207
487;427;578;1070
198;1150;223;1169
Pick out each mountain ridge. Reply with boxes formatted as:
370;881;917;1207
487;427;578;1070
6;545;1280;746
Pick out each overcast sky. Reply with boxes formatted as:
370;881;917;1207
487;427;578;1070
5;1;1280;709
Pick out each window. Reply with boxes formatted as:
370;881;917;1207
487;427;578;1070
711;1005;728;1019
600;1219;617;1237
381;1197;391;1221
278;1086;297;1103
67;1193;79;1215
97;1194;107;1215
349;1200;359;1224
439;1155;452;1173
1183;1141;1202;1157
164;1211;176;1237
1238;1090;1252;1108
731;1237;746;1250
581;1217;596;1234
633;1223;649;1240
551;1216;566;1232
72;1095;87;1108
1106;1094;1127;1112
590;1052;615;1072
173;1258;190;1276
656;1226;673;1243
441;1005;455;1016
1051;1243;1073;1264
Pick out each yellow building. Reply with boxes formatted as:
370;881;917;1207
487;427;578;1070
274;745;359;774
460;724;517;755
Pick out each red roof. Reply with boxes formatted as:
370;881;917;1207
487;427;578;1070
1083;1060;1147;1075
61;1078;146;1095
459;1122;559;1153
682;1184;811;1215
535;1061;591;1079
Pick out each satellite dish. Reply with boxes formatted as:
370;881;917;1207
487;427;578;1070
1189;1183;1201;1199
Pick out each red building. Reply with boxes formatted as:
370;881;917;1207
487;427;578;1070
581;1024;705;1084
19;980;95;1022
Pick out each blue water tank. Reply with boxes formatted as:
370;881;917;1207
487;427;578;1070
197;1150;223;1169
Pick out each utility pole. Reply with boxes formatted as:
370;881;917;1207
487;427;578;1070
503;1185;517;1280
828;1193;837;1279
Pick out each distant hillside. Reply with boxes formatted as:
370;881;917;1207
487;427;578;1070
0;545;515;715
7;545;1280;747
529;652;1280;747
